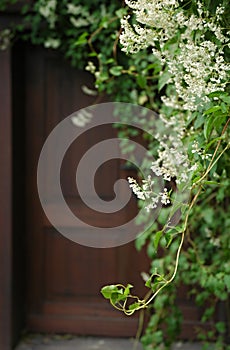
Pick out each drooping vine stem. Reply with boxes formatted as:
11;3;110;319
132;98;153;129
194;117;230;186
105;116;229;315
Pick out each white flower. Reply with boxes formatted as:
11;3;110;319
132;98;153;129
44;38;60;49
121;0;229;214
38;0;57;28
128;177;146;200
160;188;171;205
70;16;89;28
120;0;230;111
67;4;82;16
71;110;92;127
85;61;96;74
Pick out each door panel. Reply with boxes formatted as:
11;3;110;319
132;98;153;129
25;46;205;339
25;47;149;336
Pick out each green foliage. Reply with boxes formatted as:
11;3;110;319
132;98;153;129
0;0;17;11
2;1;230;349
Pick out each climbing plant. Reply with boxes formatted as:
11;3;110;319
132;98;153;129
1;1;230;349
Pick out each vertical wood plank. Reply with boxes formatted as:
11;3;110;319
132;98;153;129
25;46;46;315
0;49;12;350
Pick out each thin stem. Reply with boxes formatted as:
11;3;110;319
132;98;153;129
109;118;230;316
88;17;118;73
135;309;144;344
195;142;230;185
113;27;122;63
194;117;230;186
121;185;202;314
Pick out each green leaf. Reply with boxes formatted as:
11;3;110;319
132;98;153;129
145;62;161;73
145;272;165;290
186;112;198;126
145;275;152;288
110;293;119;304
88;52;97;57
145;275;156;289
21;4;30;14
203;180;219;185
101;285;119;299
106;58;115;64
74;32;88;46
153;230;163;251
201;306;215;322
145;273;160;288
97;72;109;82
129;302;141;311
205;136;225;150
224;275;230;291
220;95;230;104
208;91;225;98
204;116;214;140
100;16;110;29
220;102;228;113
136;75;147;88
202;207;214;225
165;234;173;248
194;114;205;129
135;230;150;251
158;71;171;91
208;115;228;132
124;284;133;297
109;65;123;76
115;8;127;18
204;105;221;115
216;322;226;334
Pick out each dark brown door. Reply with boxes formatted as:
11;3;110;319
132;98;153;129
25;46;149;336
24;46;207;340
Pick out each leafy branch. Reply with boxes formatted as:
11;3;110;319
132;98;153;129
101;117;229;315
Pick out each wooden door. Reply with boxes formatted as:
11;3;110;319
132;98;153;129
25;46;149;336
0;48;12;350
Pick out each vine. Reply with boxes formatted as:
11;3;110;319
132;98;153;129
102;119;230;314
1;1;230;349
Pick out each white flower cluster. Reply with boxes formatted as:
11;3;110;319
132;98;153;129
149;113;196;185
67;3;83;16
71;109;92;127
85;61;96;74
128;176;148;200
120;0;229;213
0;29;12;50
151;142;189;184
127;113;198;212
151;135;193;185
191;141;212;160
120;0;230;111
44;38;60;49
205;227;221;247
128;176;171;212
38;0;57;28
67;3;95;28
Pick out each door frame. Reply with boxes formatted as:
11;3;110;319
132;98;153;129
0;48;13;350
